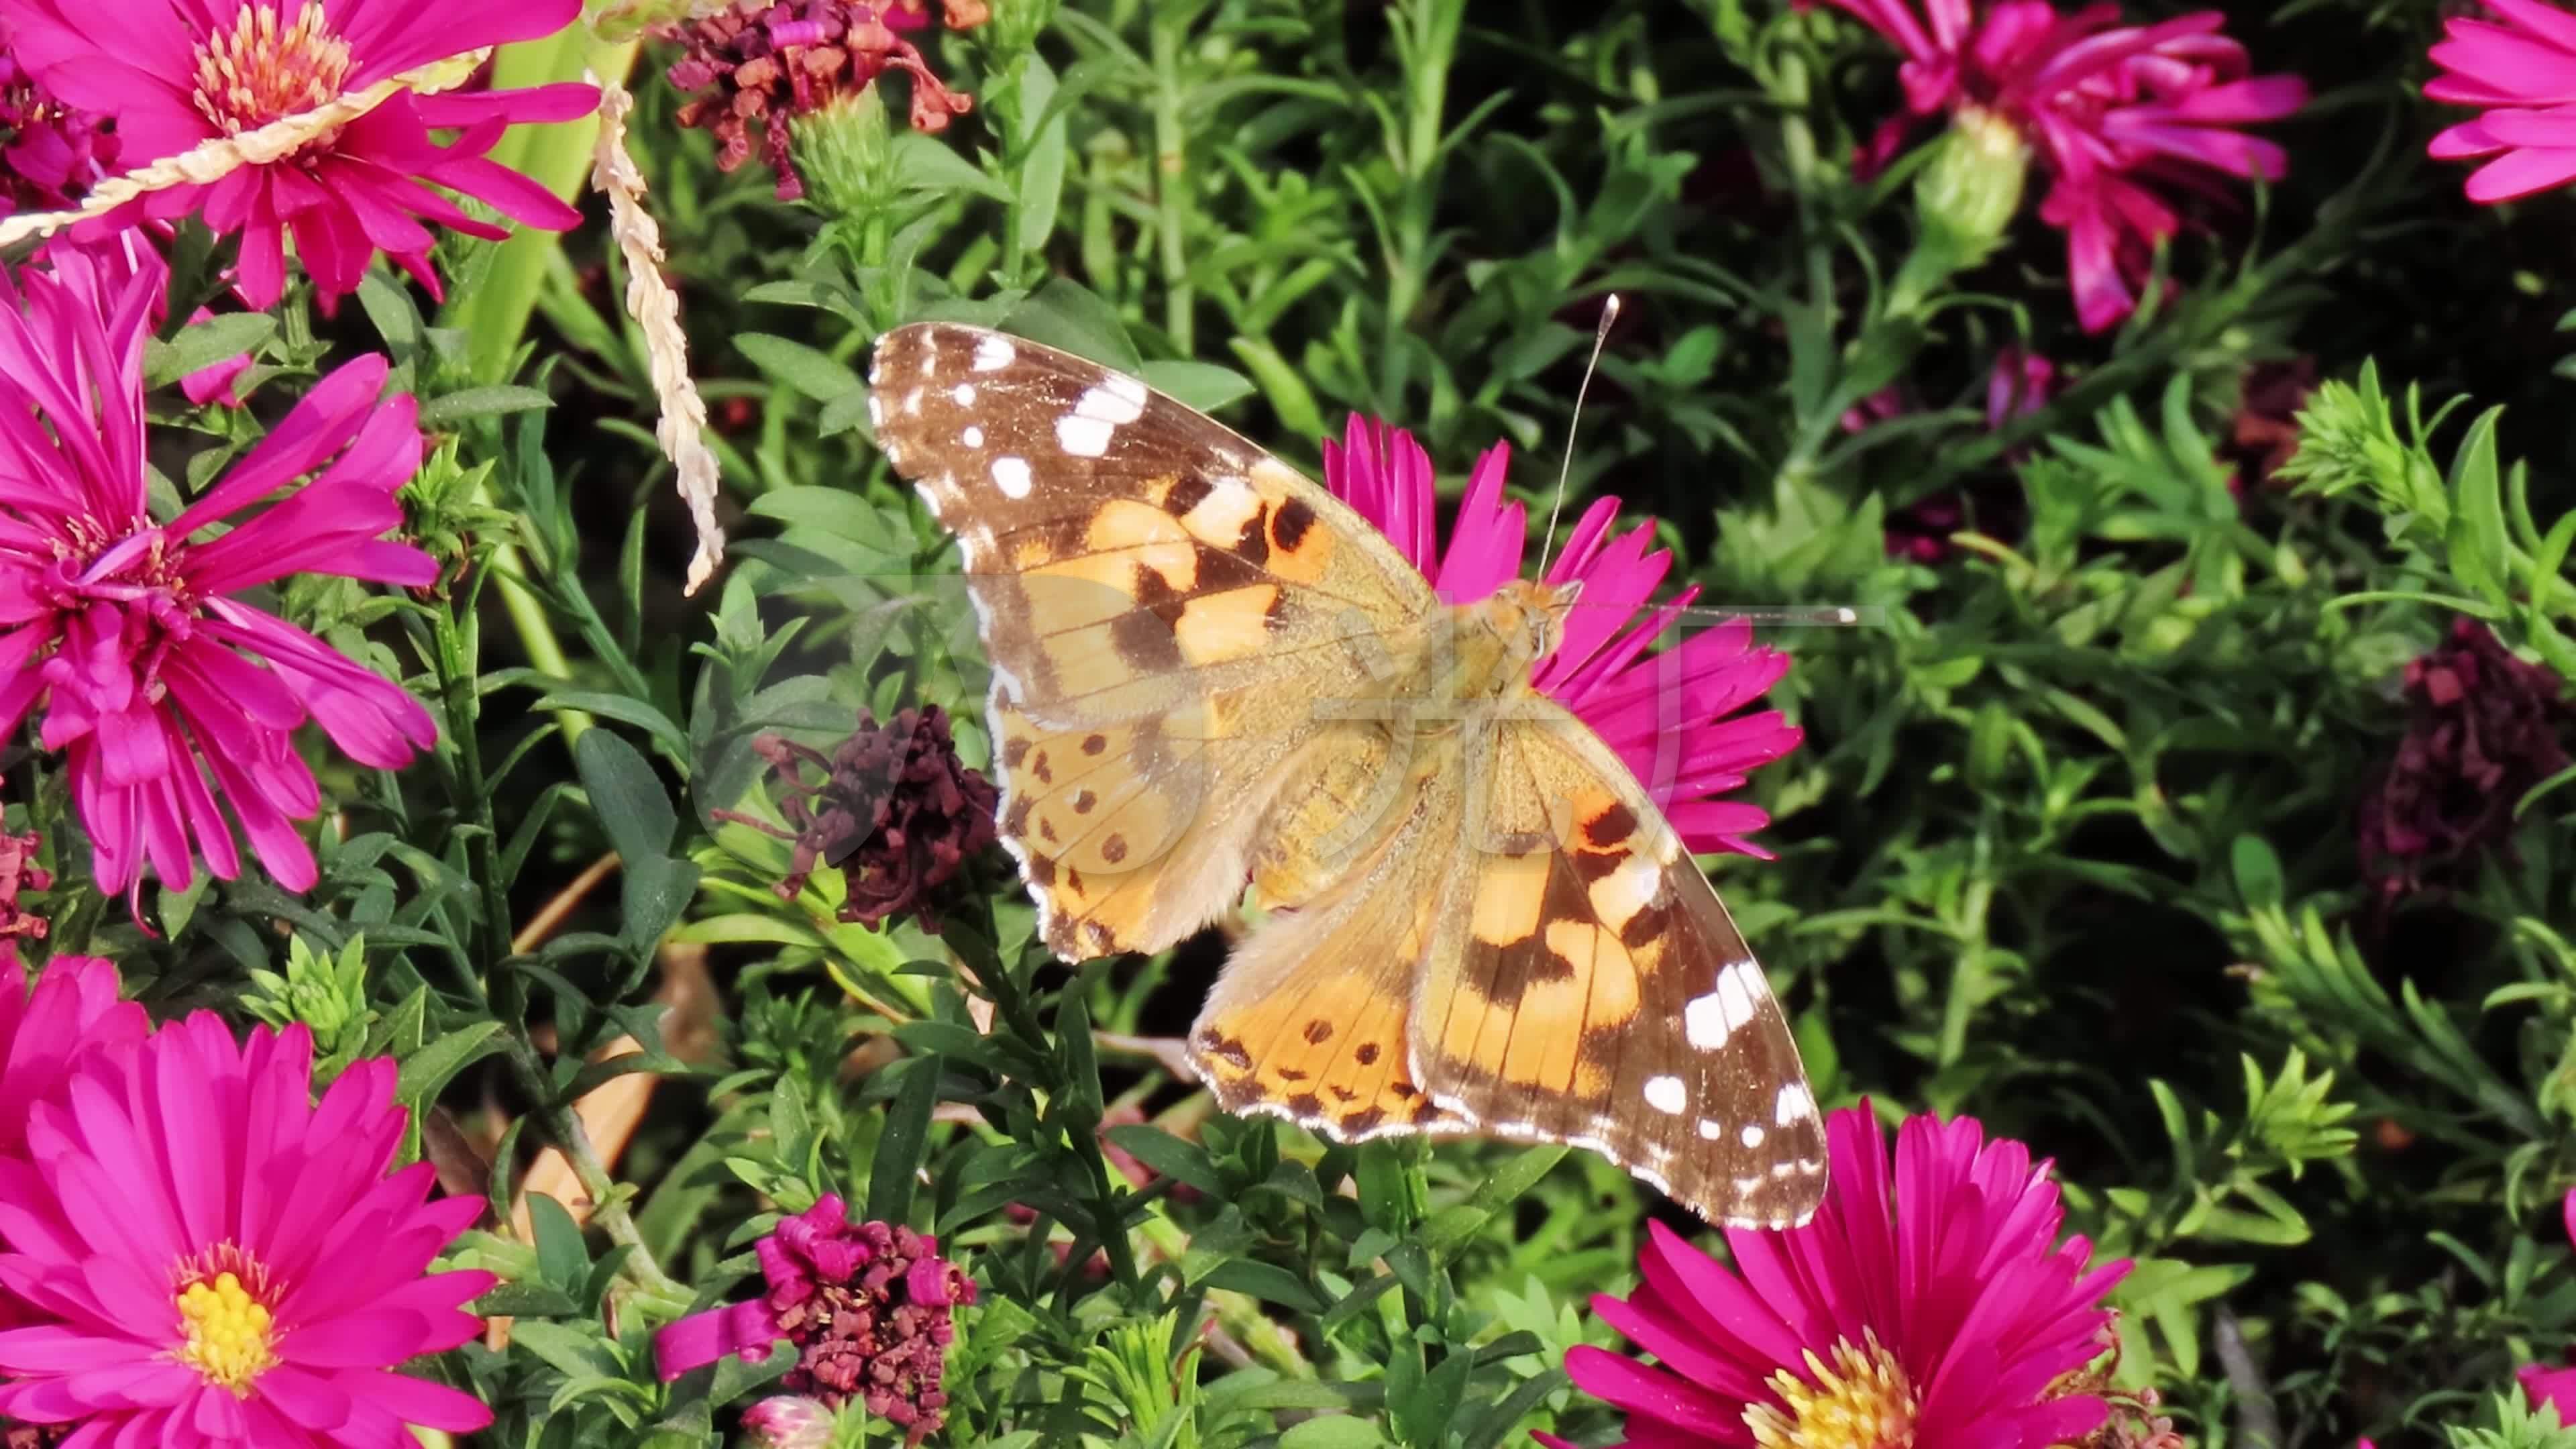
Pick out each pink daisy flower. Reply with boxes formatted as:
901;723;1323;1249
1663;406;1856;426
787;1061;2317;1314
2426;1;2576;203
0;22;118;221
1538;1102;2129;1448
0;242;439;906
0;953;146;1334
1821;0;2306;331
1320;417;1802;857
0;1015;496;1445
0;0;598;309
2520;1190;2576;1415
0;955;144;1159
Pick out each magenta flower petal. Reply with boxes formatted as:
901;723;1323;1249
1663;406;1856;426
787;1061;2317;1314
0;0;595;308
0;247;438;906
1317;416;1801;855
1562;1102;2124;1448
2427;1;2576;202
0;1018;492;1445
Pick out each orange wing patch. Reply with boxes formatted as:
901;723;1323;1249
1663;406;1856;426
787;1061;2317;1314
1195;956;1452;1142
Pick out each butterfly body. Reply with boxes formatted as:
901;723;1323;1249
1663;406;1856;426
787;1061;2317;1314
867;322;1827;1228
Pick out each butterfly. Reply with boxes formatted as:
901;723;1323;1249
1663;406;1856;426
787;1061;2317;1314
865;321;1827;1228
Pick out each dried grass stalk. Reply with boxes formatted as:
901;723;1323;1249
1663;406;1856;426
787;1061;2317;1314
589;76;728;595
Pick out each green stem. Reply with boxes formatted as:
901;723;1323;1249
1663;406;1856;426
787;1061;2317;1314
437;584;688;1311
504;1031;694;1311
1148;13;1193;354
1380;0;1461;402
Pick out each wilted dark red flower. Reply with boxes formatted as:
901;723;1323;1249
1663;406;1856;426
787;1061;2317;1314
2227;357;2317;488
655;1196;976;1445
0;30;114;219
2359;618;2574;897
663;0;977;201
1;1421;65;1448
0;815;44;967
726;705;1000;932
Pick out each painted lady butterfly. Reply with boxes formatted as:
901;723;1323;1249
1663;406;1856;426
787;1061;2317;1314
867;323;1826;1228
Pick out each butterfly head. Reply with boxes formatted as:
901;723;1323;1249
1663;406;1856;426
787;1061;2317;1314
1454;578;1582;696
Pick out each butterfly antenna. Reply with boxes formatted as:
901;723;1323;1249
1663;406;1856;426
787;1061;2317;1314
1536;294;1621;582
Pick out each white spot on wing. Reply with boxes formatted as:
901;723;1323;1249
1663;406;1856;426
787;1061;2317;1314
1697;1118;1725;1140
1057;414;1116;458
991;456;1033;498
902;387;923;415
867;392;885;427
961;425;984;448
1740;1122;1766;1148
1775;1081;1817;1127
973;334;1015;372
952;382;977;405
1643;1075;1686;1115
1684;991;1730;1051
1591;853;1660;925
1080;378;1148;425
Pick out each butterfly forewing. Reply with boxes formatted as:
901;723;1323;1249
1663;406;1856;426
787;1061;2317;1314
866;321;1438;960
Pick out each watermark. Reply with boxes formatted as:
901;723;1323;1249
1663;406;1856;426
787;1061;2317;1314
694;564;1879;891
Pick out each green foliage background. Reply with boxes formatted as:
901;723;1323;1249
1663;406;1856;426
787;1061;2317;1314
36;0;2576;1445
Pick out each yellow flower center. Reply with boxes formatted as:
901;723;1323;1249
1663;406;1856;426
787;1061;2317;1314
191;1;354;135
173;1270;280;1394
1744;1334;1918;1449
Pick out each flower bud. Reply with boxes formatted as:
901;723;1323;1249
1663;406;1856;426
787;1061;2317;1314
792;86;898;225
1916;105;2030;266
741;1395;834;1449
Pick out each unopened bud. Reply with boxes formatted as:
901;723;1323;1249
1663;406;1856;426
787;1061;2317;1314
741;1395;833;1449
1917;106;2030;264
792;85;896;224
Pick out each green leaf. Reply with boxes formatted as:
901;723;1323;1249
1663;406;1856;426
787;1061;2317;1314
533;693;690;757
1104;1125;1228;1197
865;1054;943;1227
891;130;1016;201
1002;278;1143;374
1279;1415;1388;1448
526;1192;590;1291
508;1319;624;1381
1228;337;1326;439
396;1022;504;1108
2231;834;2284;909
484;1116;527;1230
355;271;423;353
2446;405;2512;604
737;332;865;402
418;386;554;429
619;854;700;955
144;313;274;388
1139;360;1255;413
1194;1258;1326;1313
1014;56;1068;257
576;729;678;863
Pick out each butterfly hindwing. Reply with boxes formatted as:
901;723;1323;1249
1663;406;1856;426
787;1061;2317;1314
1189;756;1472;1142
1412;704;1827;1228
